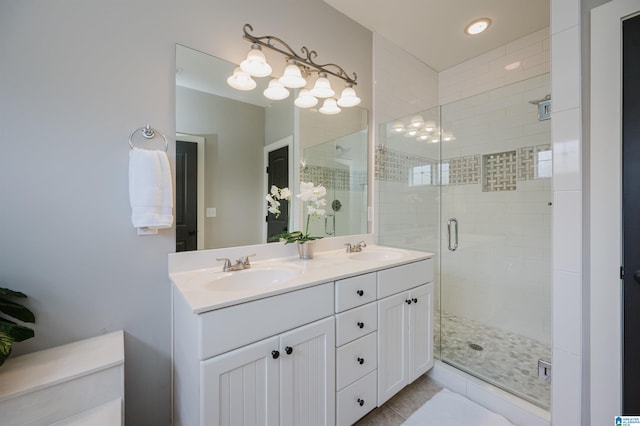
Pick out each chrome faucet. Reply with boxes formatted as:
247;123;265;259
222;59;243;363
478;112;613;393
216;254;256;272
345;241;367;253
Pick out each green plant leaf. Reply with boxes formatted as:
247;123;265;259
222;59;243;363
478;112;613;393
0;299;35;323
0;287;27;298
0;319;34;342
0;331;15;366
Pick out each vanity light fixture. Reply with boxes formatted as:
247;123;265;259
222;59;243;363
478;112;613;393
465;18;492;35
229;24;360;114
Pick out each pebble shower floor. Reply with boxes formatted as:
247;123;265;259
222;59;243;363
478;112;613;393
435;311;551;410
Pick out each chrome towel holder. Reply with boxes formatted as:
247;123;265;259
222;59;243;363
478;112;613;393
129;124;168;152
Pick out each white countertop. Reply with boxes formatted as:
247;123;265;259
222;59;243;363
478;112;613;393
170;244;433;314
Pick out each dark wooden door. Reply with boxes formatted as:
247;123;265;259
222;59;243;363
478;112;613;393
623;13;640;414
176;140;198;252
267;145;289;241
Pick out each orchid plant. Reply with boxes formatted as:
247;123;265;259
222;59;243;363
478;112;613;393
267;181;327;244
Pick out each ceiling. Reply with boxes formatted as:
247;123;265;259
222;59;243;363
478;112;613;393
323;0;550;72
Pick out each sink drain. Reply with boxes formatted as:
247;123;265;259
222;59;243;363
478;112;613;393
468;343;484;351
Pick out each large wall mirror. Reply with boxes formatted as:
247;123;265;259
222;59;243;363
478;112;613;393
175;44;368;251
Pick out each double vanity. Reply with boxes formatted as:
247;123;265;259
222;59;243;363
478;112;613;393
169;236;434;425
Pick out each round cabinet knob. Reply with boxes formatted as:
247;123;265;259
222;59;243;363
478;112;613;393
406;299;412;305
356;290;364;296
285;346;293;355
357;357;364;365
271;350;280;359
357;322;364;329
357;398;365;407
412;298;418;304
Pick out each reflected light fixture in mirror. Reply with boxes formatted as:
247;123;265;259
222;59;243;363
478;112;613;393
229;24;360;115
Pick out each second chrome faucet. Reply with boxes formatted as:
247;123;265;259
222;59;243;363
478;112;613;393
216;254;256;271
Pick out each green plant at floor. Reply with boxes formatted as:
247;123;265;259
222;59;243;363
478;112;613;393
0;287;35;366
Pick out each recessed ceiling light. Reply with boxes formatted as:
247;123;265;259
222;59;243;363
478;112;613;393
504;61;521;71
465;18;492;35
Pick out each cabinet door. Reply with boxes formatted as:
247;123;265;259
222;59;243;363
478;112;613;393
408;284;434;382
279;317;335;426
201;337;280;426
377;291;409;405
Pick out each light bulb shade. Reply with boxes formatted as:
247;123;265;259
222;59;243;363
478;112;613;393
240;45;272;77
337;86;361;107
319;98;341;115
391;121;405;133
423;120;437;132
409;115;424;128
227;67;256;91
404;129;418;138
295;89;318;108
310;74;335;98
263;79;290;100
279;63;307;88
417;132;430;141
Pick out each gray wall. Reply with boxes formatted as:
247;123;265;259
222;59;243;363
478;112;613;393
0;1;372;424
176;86;265;249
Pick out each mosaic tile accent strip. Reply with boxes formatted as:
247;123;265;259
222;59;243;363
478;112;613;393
517;144;552;180
300;166;367;191
375;147;437;183
434;311;551;410
483;151;517;192
448;155;481;185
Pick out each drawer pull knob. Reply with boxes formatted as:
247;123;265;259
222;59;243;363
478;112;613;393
357;398;365;407
271;350;280;359
412;298;418;304
357;322;364;329
357;357;364;365
356;290;364;296
285;346;293;355
406;299;412;305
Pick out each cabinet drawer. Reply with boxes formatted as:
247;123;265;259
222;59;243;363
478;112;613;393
377;259;433;299
335;272;376;313
335;303;377;347
199;283;333;359
337;370;377;426
336;331;377;390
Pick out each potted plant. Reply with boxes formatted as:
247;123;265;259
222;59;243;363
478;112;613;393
0;287;35;366
267;181;327;258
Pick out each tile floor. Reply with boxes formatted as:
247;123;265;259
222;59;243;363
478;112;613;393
354;374;443;425
436;311;551;409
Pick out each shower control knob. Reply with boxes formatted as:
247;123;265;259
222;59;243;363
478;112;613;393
357;398;365;407
412;298;418;304
357;322;364;329
406;299;412;305
356;290;364;296
357;357;364;365
271;350;280;359
285;346;293;355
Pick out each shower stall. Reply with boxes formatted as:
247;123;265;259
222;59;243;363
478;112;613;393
377;74;552;410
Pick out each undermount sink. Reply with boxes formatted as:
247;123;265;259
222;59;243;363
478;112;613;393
349;249;406;262
190;267;299;292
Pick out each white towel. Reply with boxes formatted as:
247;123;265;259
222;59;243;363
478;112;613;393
129;148;173;229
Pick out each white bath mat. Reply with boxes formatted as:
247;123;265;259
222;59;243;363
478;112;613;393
402;388;515;426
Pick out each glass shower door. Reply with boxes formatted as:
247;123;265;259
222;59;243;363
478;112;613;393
438;75;552;409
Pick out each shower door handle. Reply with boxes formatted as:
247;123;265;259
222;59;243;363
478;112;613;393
448;218;458;251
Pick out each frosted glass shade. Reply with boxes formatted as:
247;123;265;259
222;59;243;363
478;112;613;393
319;98;341;115
240;45;272;77
391;121;405;133
337;85;361;107
227;67;256;91
310;73;335;98
279;63;307;88
295;89;318;108
423;120;437;132
263;79;290;100
409;115;424;128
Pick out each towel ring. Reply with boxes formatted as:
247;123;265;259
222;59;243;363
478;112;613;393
129;125;168;152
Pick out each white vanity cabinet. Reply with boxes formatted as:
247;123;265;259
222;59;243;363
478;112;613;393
173;282;335;426
377;260;434;406
202;317;335;426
